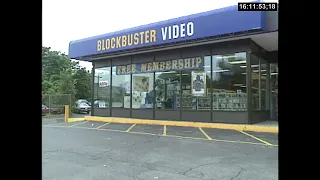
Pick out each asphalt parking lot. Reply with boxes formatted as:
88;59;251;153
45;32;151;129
42;120;278;180
42;120;278;147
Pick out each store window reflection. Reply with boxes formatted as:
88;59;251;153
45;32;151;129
260;58;268;110
212;52;247;111
94;67;111;108
179;56;211;110
111;66;131;108
270;63;278;120
132;73;154;109
179;71;194;110
250;54;260;110
154;71;180;110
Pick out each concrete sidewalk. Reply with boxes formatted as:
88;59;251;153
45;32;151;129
254;121;278;127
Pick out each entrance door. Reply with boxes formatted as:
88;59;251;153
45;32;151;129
270;63;278;120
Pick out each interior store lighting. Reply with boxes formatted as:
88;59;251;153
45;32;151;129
212;69;230;73
233;84;244;86
240;64;259;68
215;55;235;59
229;60;246;64
157;71;176;74
253;70;266;72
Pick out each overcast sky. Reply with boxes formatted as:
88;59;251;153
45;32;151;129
43;0;277;70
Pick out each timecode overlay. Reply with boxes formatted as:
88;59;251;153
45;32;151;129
238;2;278;11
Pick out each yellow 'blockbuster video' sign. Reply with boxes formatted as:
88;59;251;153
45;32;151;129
97;30;156;51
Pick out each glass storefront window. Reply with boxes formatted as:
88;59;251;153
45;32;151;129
179;71;194;110
94;53;248;113
111;66;131;108
250;55;269;111
132;73;154;109
154;71;180;110
179;56;211;110
94;67;111;108
250;54;260;110
211;52;247;111
270;63;278;120
260;58;268;110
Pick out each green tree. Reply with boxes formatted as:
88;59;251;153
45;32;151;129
42;47;74;81
58;69;77;102
73;67;92;100
42;46;92;105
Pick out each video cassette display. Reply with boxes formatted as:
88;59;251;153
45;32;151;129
197;97;211;110
214;93;247;111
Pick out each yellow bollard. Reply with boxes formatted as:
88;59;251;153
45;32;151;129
64;105;70;122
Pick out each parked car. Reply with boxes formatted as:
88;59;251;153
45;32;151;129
93;100;109;108
75;99;90;106
75;103;91;114
42;105;63;115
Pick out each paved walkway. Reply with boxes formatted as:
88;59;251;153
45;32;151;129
254;121;278;127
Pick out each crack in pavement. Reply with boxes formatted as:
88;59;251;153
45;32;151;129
90;143;137;159
179;162;217;176
45;136;160;161
230;167;244;180
91;136;160;159
245;148;257;156
142;134;161;144
177;156;242;180
44;149;60;153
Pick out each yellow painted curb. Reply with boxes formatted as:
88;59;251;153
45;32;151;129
65;105;85;123
84;116;278;133
68;118;85;122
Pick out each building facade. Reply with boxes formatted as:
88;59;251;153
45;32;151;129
69;2;278;124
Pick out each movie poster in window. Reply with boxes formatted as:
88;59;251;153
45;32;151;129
133;76;149;92
191;71;206;97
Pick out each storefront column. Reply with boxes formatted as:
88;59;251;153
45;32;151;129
258;57;262;110
91;62;95;116
266;62;270;113
246;52;252;124
179;51;183;121
152;54;156;120
129;56;133;118
110;59;113;117
210;49;213;122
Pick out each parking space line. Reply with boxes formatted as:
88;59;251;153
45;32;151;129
129;131;159;136
96;122;110;129
43;124;278;147
97;128;125;133
43;125;68;128
42;121;66;126
237;130;273;146
199;127;213;140
163;125;167;136
71;126;96;129
68;121;88;127
166;134;208;141
213;138;274;146
125;124;136;132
